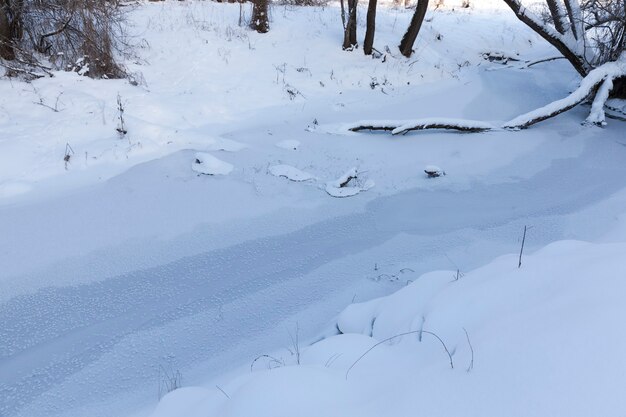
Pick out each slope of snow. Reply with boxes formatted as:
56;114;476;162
151;239;626;417
1;2;625;417
192;152;234;175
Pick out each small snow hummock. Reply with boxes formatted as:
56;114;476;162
325;168;374;198
275;140;301;150
191;152;233;175
268;164;314;182
424;165;445;178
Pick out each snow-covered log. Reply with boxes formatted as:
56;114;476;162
347;118;494;134
503;60;626;129
391;118;495;135
348;59;626;134
347;120;404;132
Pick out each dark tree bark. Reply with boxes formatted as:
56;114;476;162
250;0;270;34
612;76;626;99
545;0;568;34
398;0;428;58
363;0;377;55
0;0;23;61
342;0;358;50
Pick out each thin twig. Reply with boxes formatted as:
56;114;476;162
215;385;230;399
345;329;453;379
463;328;474;372
518;225;527;268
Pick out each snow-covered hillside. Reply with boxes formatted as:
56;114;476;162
1;1;625;417
152;239;626;417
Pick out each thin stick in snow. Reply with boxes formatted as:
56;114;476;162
216;385;231;399
345;329;453;379
463;327;474;372
518;225;527;268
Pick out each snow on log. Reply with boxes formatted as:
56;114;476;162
347;119;494;134
585;78;613;126
346;120;407;132
325;168;374;198
391;118;495;135
424;165;445;177
503;60;626;129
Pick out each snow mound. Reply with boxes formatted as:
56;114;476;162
325;168;374;198
268;164;314;182
151;239;626;417
151;387;223;417
424;165;445;177
275;140;301;150
191;152;233;176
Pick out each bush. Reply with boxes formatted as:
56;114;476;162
1;0;127;79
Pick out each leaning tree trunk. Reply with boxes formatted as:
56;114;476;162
363;0;377;55
342;0;358;50
398;0;429;58
501;0;589;76
250;0;270;34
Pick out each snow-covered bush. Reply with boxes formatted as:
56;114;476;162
0;0;128;79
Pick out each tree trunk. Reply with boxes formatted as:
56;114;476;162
250;0;270;34
363;0;377;55
342;0;358;50
545;0;568;34
501;0;588;76
398;0;428;58
610;76;626;99
0;0;19;61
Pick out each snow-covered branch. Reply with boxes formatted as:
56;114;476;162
347;60;626;134
348;118;495;134
503;60;626;129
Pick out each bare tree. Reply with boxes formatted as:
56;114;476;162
342;0;358;50
363;0;377;55
399;0;429;57
250;0;270;33
502;0;625;94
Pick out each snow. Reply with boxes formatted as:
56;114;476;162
424;165;445;177
191;152;234;175
1;2;626;417
150;239;626;417
586;77;613;126
268;164;314;182
275;140;301;150
325;167;375;198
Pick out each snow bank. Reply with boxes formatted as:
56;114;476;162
152;239;626;417
191;152;233;176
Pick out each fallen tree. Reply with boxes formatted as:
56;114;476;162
347;118;496;134
348;56;626;133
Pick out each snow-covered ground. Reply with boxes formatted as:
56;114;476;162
1;1;626;417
